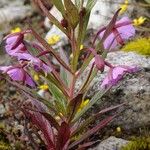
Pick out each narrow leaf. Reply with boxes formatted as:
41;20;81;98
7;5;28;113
64;0;79;28
56;122;71;149
41;112;60;131
37;0;68;35
49;0;65;16
68;93;83;121
23;109;55;149
72;103;124;136
72;88;110;123
69;115;115;149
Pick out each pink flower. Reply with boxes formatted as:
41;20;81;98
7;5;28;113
0;66;36;87
101;66;139;89
5;33;27;56
99;17;135;50
17;53;53;73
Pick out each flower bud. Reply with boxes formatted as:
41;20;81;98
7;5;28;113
79;7;86;17
61;19;68;28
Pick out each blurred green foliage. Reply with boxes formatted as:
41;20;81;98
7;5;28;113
121;136;150;150
122;38;150;56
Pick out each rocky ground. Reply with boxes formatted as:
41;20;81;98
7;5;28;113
0;0;150;149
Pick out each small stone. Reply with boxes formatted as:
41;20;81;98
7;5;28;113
90;136;129;150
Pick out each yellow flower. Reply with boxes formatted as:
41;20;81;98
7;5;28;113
78;99;89;112
47;35;60;45
80;45;84;50
34;74;39;81
55;113;63;121
11;27;21;33
133;16;146;26
39;84;49;90
55;116;61;120
119;0;128;14
116;127;121;132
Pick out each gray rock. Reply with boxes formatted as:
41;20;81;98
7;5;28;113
76;52;150;130
90;136;128;150
0;0;33;25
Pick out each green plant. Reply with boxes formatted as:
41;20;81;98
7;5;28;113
0;0;138;149
121;136;150;150
122;38;150;56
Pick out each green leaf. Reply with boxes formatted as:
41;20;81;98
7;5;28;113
80;0;97;42
75;0;81;8
45;78;67;115
64;0;79;28
59;48;71;86
67;93;83;122
72;88;110;123
49;0;65;16
38;0;68;35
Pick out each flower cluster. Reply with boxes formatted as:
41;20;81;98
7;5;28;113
0;32;53;87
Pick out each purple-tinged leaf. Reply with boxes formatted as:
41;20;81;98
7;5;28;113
23;109;55;149
56;122;71;150
67;93;83;122
72;103;124;137
69;115;115;149
41;112;60;131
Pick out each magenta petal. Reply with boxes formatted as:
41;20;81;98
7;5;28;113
99;17;135;50
25;73;36;87
6;43;27;56
101;66;139;89
100;32;118;49
7;68;24;81
117;17;135;40
6;36;18;45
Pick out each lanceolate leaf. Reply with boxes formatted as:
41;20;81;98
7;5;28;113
37;0;68;35
49;0;65;16
56;122;71;150
64;0;79;28
24;109;55;149
72;88;110;123
67;93;83;122
46;80;67;115
59;48;71;86
72;104;124;136
80;0;97;42
77;141;99;150
69;115;115;149
41;112;60;131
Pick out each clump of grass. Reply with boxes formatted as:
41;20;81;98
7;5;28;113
122;38;150;56
121;136;150;150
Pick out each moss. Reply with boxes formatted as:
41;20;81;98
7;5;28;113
0;141;11;150
121;137;150;150
122;38;150;56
